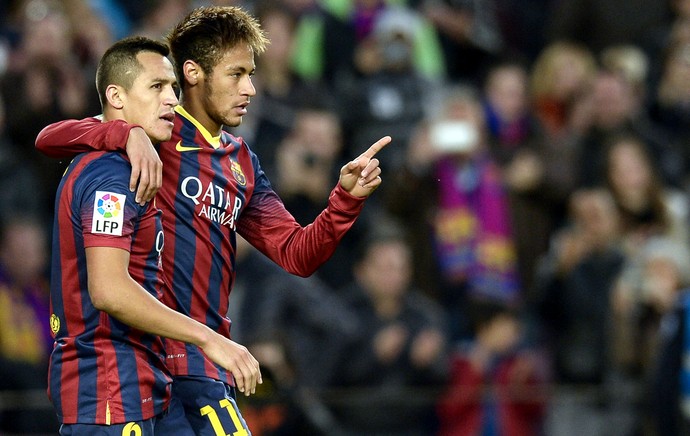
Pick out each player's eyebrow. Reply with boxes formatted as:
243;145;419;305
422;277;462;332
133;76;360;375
223;64;256;74
151;76;178;86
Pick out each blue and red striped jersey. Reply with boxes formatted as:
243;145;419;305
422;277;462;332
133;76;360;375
48;151;171;425
37;107;367;384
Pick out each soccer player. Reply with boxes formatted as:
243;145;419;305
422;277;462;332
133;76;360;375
36;6;390;435
46;36;260;435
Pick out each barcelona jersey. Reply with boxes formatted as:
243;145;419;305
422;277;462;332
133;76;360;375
37;107;367;385
48;151;171;424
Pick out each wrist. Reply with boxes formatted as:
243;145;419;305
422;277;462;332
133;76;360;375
104;120;142;152
190;323;214;349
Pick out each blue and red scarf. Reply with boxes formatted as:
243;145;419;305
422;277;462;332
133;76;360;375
432;153;520;303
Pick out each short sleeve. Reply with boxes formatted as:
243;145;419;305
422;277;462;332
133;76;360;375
75;154;142;251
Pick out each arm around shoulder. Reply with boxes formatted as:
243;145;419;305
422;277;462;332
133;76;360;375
36;117;136;158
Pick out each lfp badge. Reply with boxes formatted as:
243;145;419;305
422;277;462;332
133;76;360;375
92;191;125;236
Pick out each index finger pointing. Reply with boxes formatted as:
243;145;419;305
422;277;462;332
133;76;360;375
360;136;392;159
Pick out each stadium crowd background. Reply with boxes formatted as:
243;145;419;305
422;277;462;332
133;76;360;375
0;0;689;434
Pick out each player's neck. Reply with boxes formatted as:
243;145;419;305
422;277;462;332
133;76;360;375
179;96;222;137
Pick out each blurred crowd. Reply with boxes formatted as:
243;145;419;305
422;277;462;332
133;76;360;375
1;0;690;434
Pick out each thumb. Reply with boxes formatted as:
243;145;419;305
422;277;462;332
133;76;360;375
341;159;360;175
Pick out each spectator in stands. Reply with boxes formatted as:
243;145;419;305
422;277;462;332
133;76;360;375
574;64;681;188
603;135;690;432
484;59;540;166
273;106;345;214
290;0;445;89
600;45;650;97
532;188;626;435
330;221;449;435
338;5;438;172
0;214;51;369
482;59;561;295
387;84;521;340
0;214;58;433
0;0;99;217
603;134;688;256
611;237;690;434
529;40;598;141
437;301;549;436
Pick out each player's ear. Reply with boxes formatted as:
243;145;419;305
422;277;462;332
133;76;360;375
183;60;201;86
105;84;124;110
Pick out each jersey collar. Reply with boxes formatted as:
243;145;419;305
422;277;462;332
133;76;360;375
175;106;221;149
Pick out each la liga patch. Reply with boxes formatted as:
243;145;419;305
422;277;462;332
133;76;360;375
92;191;125;235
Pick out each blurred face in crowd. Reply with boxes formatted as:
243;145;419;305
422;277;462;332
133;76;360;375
480;314;522;355
259;9;295;67
1;221;47;287
356;239;412;301
591;72;636;128
21;7;71;62
291;110;342;162
570;189;620;248
551;53;591;99
607;139;653;211
429;90;486;157
532;42;596;102
485;65;528;123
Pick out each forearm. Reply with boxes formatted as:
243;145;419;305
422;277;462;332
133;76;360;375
239;184;365;276
36;118;134;158
96;275;212;347
94;273;213;347
87;247;212;348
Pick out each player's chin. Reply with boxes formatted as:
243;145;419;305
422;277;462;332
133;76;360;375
151;128;173;143
223;115;243;128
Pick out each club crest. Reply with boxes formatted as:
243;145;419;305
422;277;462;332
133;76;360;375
230;160;246;186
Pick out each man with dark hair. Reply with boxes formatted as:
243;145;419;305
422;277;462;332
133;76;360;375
37;6;390;435
45;35;260;435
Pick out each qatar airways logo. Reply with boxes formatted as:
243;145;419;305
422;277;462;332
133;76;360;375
180;176;242;229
